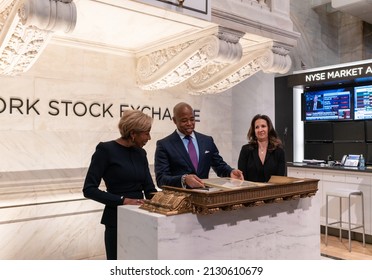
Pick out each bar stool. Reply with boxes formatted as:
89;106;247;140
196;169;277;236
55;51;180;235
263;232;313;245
325;189;365;252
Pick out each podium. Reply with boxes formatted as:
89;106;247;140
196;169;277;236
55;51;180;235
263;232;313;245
117;176;320;260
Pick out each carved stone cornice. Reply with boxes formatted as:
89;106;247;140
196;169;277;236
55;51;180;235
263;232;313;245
185;49;265;95
136;32;243;91
137;36;292;94
0;0;76;76
184;44;291;95
0;0;296;93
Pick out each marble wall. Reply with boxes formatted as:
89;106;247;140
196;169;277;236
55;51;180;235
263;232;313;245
0;168;104;259
0;41;264;259
289;0;372;71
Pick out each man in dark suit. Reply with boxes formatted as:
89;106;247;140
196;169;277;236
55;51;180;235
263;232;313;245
155;102;243;189
311;95;323;111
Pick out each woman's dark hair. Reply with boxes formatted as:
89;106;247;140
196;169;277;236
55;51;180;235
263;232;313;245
247;114;282;151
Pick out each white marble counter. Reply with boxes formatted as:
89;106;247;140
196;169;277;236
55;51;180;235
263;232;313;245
118;195;320;260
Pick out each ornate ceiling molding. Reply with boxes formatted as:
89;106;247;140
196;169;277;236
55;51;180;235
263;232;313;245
136;28;244;91
0;0;296;94
185;44;291;95
185;49;265;95
0;0;76;76
136;35;292;95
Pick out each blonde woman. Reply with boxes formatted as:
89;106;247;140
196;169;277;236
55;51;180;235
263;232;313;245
83;110;157;260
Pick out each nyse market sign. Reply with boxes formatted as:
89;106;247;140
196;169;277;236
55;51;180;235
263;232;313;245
0;97;201;122
288;62;372;87
137;0;210;20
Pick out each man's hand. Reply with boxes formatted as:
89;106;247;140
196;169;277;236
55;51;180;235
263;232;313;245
230;169;244;180
185;174;205;188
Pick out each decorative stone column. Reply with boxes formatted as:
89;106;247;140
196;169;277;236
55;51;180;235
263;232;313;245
19;0;76;33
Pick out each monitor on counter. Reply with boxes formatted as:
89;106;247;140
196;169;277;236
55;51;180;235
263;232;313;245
354;84;372;120
303;88;352;121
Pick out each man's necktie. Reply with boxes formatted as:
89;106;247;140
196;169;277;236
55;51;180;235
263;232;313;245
185;135;198;171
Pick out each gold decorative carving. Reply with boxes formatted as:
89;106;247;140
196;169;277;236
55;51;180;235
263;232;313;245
140;176;319;215
140;190;192;215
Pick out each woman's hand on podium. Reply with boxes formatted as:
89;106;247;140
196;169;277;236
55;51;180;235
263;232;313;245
123;198;144;205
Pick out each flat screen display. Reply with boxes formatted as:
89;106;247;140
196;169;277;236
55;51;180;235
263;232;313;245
366;121;372;142
303;88;352;121
333;121;365;142
334;143;366;161
304;122;333;141
304;143;333;161
354;85;372;120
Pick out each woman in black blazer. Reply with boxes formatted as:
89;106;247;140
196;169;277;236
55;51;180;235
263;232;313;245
238;114;285;182
83;110;157;260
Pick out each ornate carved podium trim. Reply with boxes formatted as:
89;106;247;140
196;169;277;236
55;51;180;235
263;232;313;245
141;176;319;215
140;190;192;216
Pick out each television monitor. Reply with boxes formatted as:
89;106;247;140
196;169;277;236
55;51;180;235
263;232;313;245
304;143;333;161
304;122;333;141
333;143;366;162
366;143;372;164
303;88;352;121
354;84;372;120
366;121;372;142
333;121;365;142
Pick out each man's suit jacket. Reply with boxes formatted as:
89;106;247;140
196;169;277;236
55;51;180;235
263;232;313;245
155;130;233;188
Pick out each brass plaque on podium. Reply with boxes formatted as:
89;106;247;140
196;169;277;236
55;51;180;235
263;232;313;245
140;176;319;215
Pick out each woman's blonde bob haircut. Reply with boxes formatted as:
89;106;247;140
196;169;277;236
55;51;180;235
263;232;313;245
118;110;153;139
